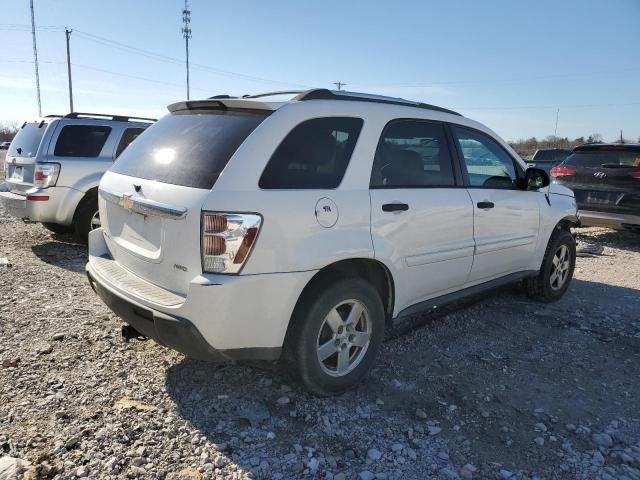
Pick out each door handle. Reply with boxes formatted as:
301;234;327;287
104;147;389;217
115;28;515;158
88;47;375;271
477;201;495;209
382;202;409;212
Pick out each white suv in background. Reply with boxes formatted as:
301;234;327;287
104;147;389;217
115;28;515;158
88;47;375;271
0;113;154;241
86;90;578;395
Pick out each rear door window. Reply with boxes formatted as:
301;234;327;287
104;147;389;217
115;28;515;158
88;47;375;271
115;127;146;158
8;122;47;157
54;125;112;157
370;120;456;188
111;111;267;189
259;117;364;189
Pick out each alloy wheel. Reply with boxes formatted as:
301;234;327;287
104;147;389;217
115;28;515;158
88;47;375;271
316;299;372;377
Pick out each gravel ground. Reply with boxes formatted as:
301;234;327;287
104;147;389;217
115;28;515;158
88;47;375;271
1;197;639;479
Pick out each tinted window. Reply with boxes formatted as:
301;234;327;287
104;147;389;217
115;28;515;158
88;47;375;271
8;122;47;157
371;120;455;187
565;149;640;168
452;126;518;189
112;111;267;189
54;125;112;157
115;127;146;158
533;150;552;161
259;117;363;189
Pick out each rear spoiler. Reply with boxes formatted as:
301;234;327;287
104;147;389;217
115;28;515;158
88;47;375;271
167;99;276;113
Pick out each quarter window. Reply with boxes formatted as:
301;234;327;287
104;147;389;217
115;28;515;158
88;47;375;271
452;126;519;189
259;117;363;189
370;120;455;188
54;125;112;158
115;127;146;158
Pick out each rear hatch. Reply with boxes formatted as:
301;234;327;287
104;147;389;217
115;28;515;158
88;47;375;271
100;103;270;296
5;120;51;194
553;146;640;213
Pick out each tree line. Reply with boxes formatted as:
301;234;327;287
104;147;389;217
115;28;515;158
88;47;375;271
510;134;639;159
0;122;18;143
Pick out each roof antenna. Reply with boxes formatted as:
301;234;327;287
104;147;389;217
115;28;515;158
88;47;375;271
333;82;347;91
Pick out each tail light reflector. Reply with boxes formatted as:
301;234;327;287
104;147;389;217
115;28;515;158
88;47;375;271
550;166;576;177
33;162;60;188
629;171;640;179
201;212;262;274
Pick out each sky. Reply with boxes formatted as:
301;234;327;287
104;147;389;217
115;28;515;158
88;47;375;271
1;0;639;142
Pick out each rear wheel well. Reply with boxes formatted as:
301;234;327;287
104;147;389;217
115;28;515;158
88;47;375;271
292;259;394;327
73;187;99;223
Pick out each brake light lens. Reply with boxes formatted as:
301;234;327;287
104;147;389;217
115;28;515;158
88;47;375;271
550;166;576;177
629;171;640;179
201;212;262;274
33;162;60;188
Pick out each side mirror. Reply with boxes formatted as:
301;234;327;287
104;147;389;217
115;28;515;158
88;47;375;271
525;167;550;190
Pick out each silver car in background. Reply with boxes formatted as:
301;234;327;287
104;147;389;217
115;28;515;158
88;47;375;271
0;113;154;241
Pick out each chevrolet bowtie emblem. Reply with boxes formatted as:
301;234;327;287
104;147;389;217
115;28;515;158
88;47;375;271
119;193;134;210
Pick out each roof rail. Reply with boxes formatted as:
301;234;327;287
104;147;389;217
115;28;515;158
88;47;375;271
242;90;304;99
44;114;63;118
293;89;462;116
64;112;156;123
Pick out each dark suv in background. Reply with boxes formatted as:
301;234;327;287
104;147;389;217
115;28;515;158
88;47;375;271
528;148;573;174
551;144;640;232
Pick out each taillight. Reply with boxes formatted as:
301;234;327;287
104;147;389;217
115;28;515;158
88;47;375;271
201;212;262;274
33;163;60;188
550;166;576;177
629;171;640;179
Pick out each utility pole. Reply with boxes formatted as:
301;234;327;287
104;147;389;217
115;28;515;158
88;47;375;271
333;82;346;91
65;28;74;113
182;0;192;100
29;0;42;117
620;130;624;144
554;108;559;138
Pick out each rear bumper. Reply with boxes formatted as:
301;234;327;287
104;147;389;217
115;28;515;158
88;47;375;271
0;186;80;225
87;270;237;362
86;228;316;362
578;209;640;229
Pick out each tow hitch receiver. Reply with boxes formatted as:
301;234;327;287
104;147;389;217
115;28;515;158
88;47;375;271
121;324;147;342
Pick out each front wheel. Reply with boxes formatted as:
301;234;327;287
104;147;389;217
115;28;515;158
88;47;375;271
282;277;385;396
526;228;576;302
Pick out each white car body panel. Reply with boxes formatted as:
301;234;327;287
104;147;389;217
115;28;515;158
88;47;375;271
88;92;578;358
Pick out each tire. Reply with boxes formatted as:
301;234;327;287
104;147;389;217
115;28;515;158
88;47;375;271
42;222;74;234
525;227;576;302
73;191;100;244
282;277;385;396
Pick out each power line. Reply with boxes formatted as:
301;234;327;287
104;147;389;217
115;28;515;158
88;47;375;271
0;23;306;88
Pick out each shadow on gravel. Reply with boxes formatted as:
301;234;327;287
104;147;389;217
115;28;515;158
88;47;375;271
576;227;640;253
31;239;87;273
163;276;640;476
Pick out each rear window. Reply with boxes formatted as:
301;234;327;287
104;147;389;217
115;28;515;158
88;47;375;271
54;125;112;157
565;149;640;168
111;111;268;189
115;127;146;158
533;150;552;161
259;117;363;189
8;122;47;157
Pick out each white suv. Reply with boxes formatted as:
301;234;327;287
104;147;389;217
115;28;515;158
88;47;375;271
86;89;578;395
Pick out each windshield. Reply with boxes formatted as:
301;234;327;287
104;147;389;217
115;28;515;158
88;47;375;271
111;110;268;189
565;149;640;168
8;122;47;157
